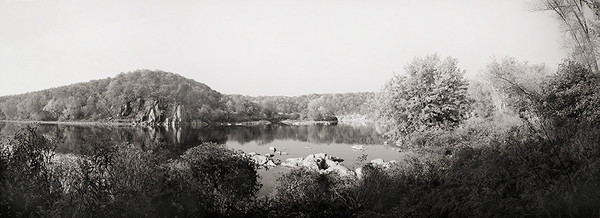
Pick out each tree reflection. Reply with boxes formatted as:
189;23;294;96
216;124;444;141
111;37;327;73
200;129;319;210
0;122;383;156
225;125;383;145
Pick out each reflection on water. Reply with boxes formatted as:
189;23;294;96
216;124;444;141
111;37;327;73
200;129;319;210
0;122;384;156
0;121;399;195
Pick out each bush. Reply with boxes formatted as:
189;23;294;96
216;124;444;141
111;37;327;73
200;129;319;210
0;128;262;217
0;127;63;217
268;168;353;217
159;142;261;217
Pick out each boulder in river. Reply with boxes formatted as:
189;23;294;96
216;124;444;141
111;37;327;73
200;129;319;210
281;153;355;177
281;157;304;167
351;145;365;150
355;167;363;179
252;155;269;165
266;160;277;167
370;158;397;169
370;158;385;165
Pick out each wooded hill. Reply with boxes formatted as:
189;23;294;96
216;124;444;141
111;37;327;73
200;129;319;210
0;70;375;125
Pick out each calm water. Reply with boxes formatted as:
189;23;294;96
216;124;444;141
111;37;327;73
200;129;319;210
0;121;405;195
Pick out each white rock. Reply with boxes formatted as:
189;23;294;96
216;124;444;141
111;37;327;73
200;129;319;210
355;167;363;179
331;165;355;177
351;145;365;150
313;153;327;159
269;147;277;152
281;162;296;167
371;158;385;165
281;157;304;167
247;152;257;156
302;156;320;170
266;160;277;167
325;159;339;168
252;155;268;165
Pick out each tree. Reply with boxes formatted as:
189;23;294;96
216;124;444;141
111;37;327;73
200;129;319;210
377;54;472;142
540;0;600;73
540;60;600;126
478;57;550;118
307;97;336;121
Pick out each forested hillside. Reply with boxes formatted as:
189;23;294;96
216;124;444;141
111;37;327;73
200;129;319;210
0;70;376;125
0;70;222;124
248;92;377;120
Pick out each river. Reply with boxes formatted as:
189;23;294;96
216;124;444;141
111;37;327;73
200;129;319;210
0;121;405;195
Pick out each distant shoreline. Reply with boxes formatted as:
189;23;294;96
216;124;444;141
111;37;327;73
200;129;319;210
0;119;342;127
0;120;132;127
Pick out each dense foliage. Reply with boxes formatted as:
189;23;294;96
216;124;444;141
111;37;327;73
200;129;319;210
0;70;222;122
0;128;261;217
253;60;600;217
0;70;375;123
377;54;472;143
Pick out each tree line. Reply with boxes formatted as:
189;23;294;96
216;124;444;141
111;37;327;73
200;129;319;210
0;70;375;123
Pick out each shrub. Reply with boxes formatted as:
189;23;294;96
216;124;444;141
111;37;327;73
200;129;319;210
268;168;352;217
0;127;63;217
159;142;261;217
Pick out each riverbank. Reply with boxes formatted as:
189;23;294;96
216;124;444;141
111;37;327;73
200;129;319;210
0;119;341;127
336;114;374;126
0;120;132;127
280;119;338;126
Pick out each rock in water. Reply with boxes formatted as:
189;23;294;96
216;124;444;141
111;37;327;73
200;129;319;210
331;165;355;177
325;159;339;168
266;160;277;167
281;157;304;167
370;158;385;165
313;153;327;159
252;155;268;165
302;155;321;170
355;167;363;179
352;145;365;150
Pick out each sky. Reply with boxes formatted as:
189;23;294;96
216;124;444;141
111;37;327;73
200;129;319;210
0;0;565;97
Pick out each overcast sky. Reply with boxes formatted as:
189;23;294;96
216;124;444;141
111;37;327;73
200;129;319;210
0;0;565;96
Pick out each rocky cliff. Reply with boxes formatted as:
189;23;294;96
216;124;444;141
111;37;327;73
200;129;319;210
119;98;206;127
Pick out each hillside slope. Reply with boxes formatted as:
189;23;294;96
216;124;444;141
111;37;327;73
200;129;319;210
0;70;222;126
0;70;377;125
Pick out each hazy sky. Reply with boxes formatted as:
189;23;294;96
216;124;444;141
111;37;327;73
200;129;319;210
1;0;565;96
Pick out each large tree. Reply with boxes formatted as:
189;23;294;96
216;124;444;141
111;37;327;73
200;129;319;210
476;57;550;118
377;54;472;142
540;0;600;73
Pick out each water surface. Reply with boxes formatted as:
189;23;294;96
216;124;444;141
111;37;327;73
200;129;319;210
0;121;404;195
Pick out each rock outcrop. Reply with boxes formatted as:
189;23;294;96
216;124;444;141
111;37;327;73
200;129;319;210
119;98;206;127
246;152;281;168
245;150;396;179
280;153;354;177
